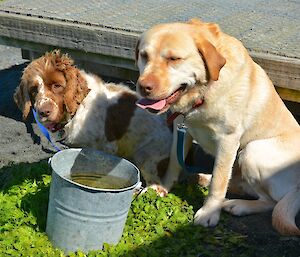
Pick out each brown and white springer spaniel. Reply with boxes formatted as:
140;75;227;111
14;50;172;188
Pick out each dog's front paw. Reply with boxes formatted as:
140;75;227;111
222;199;245;215
223;199;257;216
143;184;169;197
194;199;222;227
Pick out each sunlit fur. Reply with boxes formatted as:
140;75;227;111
136;19;300;236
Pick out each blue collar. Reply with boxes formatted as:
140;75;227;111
32;109;62;152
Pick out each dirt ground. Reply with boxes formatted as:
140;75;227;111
0;46;299;256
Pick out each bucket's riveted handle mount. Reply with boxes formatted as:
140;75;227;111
48;157;52;167
135;181;142;191
132;182;144;202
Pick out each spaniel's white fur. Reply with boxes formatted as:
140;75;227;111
14;50;172;187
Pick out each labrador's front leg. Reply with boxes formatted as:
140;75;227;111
194;134;240;227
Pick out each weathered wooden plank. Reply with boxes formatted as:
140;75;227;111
21;49;139;81
0;9;299;97
252;53;300;92
0;13;138;59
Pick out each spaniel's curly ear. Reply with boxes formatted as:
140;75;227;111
63;67;90;115
14;80;32;120
47;49;74;71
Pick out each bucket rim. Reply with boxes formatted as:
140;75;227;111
50;148;141;192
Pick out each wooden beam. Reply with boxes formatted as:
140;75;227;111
275;86;300;103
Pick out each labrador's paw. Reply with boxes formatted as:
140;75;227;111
194;198;222;227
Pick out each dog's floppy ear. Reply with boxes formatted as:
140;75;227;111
50;49;74;71
195;38;226;81
63;67;90;116
48;50;89;116
13;80;32;120
189;19;226;81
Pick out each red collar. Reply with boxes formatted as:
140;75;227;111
167;98;204;126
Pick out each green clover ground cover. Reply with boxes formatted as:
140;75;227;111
0;160;252;257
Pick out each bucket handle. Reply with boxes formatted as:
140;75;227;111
132;181;144;202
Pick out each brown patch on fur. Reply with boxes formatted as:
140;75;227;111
105;92;137;141
14;50;90;122
63;66;90;115
49;50;90;116
156;157;170;178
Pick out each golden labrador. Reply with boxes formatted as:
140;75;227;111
135;19;300;236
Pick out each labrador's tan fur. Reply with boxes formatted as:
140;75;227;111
135;19;300;235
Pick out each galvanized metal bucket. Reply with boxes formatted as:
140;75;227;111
46;148;140;253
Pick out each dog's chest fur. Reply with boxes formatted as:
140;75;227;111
184;90;241;156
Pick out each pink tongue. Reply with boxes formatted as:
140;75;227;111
136;98;167;111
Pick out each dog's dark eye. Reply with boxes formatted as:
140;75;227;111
52;84;64;93
167;56;181;62
140;51;148;62
30;87;38;97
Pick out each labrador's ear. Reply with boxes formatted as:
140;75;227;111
195;38;226;81
134;38;140;65
188;19;226;81
14;80;32;120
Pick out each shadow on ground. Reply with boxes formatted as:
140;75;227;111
0;63;28;120
0;160;299;257
0;53;299;257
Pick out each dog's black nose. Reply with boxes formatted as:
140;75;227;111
38;105;52;118
138;84;152;97
39;110;51;118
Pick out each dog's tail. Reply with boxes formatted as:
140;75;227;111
272;185;300;236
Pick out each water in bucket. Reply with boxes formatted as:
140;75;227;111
67;172;132;189
46;148;140;254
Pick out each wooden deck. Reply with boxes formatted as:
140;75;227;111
0;0;299;104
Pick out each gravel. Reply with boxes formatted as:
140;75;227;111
0;46;53;169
